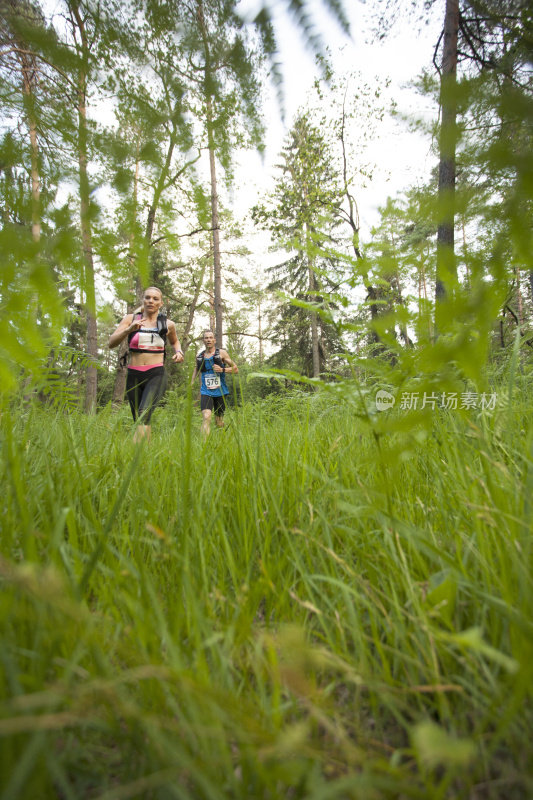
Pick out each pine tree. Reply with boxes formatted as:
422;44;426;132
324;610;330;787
253;112;344;377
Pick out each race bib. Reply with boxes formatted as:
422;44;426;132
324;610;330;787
205;373;221;390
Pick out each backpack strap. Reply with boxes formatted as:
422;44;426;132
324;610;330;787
157;313;168;340
197;348;224;372
126;312;167;360
196;349;206;372
157;313;167;361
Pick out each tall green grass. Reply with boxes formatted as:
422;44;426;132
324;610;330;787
0;384;531;799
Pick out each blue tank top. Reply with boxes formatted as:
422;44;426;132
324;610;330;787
200;354;229;397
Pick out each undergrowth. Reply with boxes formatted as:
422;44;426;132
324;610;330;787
0;382;531;799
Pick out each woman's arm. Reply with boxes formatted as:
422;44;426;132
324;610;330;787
108;314;141;349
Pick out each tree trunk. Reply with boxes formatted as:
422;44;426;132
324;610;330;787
337;101;381;346
68;2;98;413
145;133;176;247
435;0;459;324
181;261;207;353
209;242;216;332
516;267;524;326
19;49;40;241
78;67;98;413
13;10;41;403
4;0;40;239
351;229;380;346
196;0;223;347
206;99;223;347
258;298;263;365
112;141;142;406
461;217;470;288
394;272;414;347
307;247;320;378
112;350;127;407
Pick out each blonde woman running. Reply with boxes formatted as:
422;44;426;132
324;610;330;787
109;287;184;441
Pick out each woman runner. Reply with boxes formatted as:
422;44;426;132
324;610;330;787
109;287;184;441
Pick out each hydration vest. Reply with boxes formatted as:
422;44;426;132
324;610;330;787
196;348;223;372
120;312;168;368
127;312;168;350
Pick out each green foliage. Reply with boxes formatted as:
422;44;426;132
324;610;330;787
0;380;532;797
1;3;532;795
0;195;68;394
253;112;347;376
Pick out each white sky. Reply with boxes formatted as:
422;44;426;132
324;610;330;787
184;0;445;344
234;0;442;239
42;0;444;325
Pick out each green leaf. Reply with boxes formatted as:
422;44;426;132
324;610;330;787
448;627;519;674
424;570;457;626
411;721;476;768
